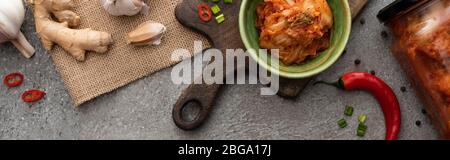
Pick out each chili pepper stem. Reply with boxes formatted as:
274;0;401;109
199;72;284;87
313;79;345;90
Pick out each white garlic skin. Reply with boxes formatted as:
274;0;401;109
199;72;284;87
146;22;166;45
100;0;149;16
0;0;35;58
0;0;25;42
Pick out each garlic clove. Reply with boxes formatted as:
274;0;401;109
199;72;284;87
127;21;166;46
100;0;149;16
0;0;35;58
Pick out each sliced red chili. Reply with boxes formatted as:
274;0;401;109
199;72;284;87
21;89;46;103
3;72;24;88
197;4;212;22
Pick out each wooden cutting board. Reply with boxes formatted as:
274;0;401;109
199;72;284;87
173;0;369;130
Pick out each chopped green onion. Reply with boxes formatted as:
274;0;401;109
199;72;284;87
215;14;225;24
344;105;354;116
358;114;367;123
211;5;221;15
357;129;366;137
337;119;347;128
357;123;367;137
357;123;368;131
224;0;233;4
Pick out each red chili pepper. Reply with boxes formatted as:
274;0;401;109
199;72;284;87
3;72;24;88
315;72;401;140
21;89;46;103
197;3;212;22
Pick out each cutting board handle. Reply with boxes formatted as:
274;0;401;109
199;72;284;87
173;83;221;130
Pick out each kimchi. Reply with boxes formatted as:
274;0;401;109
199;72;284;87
383;0;450;138
256;0;333;65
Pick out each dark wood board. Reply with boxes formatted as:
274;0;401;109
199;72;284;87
173;0;368;130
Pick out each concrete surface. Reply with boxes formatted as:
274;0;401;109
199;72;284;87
0;0;440;139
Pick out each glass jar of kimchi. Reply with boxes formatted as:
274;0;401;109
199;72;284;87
378;0;450;139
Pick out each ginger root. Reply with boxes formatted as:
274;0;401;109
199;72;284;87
30;0;113;61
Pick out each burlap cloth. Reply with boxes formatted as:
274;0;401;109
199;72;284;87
49;0;209;106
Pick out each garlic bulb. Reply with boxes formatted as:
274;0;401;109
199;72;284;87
127;21;166;46
0;0;35;58
100;0;149;16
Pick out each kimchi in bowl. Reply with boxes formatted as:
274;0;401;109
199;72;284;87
239;0;351;78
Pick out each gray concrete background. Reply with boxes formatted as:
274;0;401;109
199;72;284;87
0;0;440;139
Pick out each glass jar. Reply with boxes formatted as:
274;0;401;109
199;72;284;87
378;0;450;139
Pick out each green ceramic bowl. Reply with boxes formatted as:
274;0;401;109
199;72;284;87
239;0;351;78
